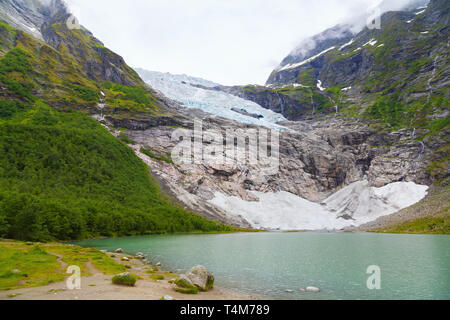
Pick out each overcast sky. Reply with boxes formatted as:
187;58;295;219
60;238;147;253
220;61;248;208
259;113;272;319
64;0;420;85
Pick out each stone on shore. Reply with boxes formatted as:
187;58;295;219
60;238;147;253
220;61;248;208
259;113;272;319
174;275;198;294
115;248;123;253
185;265;215;291
305;286;320;292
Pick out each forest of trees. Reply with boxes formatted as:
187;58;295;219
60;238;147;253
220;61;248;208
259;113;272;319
0;100;233;241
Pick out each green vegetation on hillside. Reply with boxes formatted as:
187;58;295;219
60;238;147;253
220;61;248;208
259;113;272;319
0;21;233;242
365;95;406;127
0;101;232;241
103;81;160;112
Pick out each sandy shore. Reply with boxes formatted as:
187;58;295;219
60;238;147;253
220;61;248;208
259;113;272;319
0;250;257;300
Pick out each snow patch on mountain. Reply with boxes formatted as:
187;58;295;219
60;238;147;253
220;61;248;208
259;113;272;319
278;46;336;71
339;39;355;50
208;181;428;231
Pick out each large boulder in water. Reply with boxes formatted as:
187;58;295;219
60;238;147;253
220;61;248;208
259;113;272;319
186;265;215;291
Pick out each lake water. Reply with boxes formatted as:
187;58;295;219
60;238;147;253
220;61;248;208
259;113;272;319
74;232;450;300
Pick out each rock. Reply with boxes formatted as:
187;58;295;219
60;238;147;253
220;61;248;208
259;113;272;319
305;286;321;292
163;295;174;300
117;272;130;277
100;250;107;253
185;265;215;291
10;269;21;274
121;257;129;261
115;248;123;253
156;262;162;267
285;289;294;293
136;252;144;256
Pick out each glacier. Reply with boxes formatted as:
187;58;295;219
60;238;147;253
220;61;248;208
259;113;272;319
136;69;288;131
208;181;429;231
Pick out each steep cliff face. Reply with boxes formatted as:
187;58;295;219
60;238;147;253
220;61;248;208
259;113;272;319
218;84;333;121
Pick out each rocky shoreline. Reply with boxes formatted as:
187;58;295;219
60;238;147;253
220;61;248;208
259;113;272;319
0;245;258;300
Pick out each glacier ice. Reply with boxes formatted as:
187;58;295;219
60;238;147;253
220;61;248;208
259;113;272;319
136;70;288;131
208;181;429;231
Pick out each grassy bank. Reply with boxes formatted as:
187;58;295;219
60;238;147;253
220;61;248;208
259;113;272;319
0;239;125;290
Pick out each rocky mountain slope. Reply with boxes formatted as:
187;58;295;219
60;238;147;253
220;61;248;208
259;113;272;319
213;0;449;186
219;0;448;129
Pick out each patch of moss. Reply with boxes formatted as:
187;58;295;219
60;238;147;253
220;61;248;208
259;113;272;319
174;277;193;289
175;286;198;294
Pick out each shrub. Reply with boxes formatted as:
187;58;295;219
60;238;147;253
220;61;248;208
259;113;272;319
112;273;136;286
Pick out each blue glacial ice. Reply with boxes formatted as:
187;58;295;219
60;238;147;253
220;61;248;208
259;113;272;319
136;70;288;131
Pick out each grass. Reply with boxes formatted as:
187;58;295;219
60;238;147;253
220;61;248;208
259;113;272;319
0;241;63;290
382;215;450;234
149;274;165;281
175;286;198;294
0;240;125;290
44;245;125;275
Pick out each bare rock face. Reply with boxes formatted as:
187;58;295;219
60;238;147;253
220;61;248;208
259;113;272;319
101;107;433;228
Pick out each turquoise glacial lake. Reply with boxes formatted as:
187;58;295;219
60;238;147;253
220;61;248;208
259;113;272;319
75;232;450;300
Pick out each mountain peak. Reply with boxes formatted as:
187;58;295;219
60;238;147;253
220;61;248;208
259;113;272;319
0;0;69;39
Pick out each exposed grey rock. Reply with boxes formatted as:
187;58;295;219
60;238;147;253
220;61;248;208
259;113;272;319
109;108;434;229
185;265;215;291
